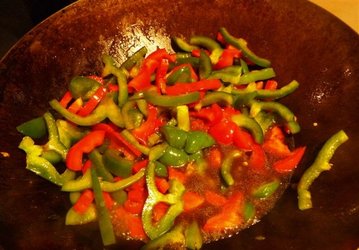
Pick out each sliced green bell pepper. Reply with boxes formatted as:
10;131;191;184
16;116;46;139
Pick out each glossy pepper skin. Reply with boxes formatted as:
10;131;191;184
297;130;348;210
159;146;189;167
184;131;215;154
142;161;185;240
16;116;46;139
160;125;188;149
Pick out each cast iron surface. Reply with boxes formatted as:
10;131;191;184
0;0;358;249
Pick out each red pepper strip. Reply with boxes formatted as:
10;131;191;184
233;127;256;151
67;98;83;114
273;146;306;173
128;70;152;93
132;159;149;173
208;119;238;145
73;189;95;214
87;75;105;85
155;177;170;194
113;207;148;240
153;202;169;222
222;106;240;119
107;83;119;92
203;192;243;232
216;32;226;45
166;79;222;95
226;45;242;58
190;103;223;125
191;49;210;57
190;118;210;132
263;126;291;158
131;105;163;145
214;49;235;70
155;59;169;94
82;160;92;174
207;146;222;169
183;191;205;211
66;130;106;171
102;191;114;209
92;123;142;157
145;48;176;63
265;80;278;90
204;191;227;206
248;144;266;172
59;91;73;108
256;81;264;90
77;86;107;117
167;63;199;82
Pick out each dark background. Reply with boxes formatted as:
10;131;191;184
0;0;75;57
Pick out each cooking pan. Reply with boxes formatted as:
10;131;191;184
0;0;358;249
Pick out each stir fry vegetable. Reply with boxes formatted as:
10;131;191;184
17;27;347;249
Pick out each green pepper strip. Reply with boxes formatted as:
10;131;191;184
120;46;148;70
62;168;92;191
69;76;100;100
297;130;349;210
100;168;145;192
190;35;221;51
142;161;185;240
90;167;116;246
231;114;264;144
160;125;188;149
122;100;137;129
243;202;255;222
144;87;200;107
142;224;185;250
238;68;276;85
184;131;215;154
19;136;65;186
177;105;190;131
219;27;271;68
120;129;150;155
159;146;190;167
174;53;200;67
49;95;124;127
102;54;128;107
199;50;212;79
240;59;249;74
232;80;299;100
65;204;97;225
136;99;148;117
250;101;300;134
198;91;233;108
173;37;199;52
208;66;242;84
89;150;113;182
43;112;68;160
221;149;243;186
185;221;203;250
252;180;280;199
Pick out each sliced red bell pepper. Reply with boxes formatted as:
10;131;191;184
168;168;186;184
216;32;226;45
73;189;94;214
127;70;151;93
102;191;114;209
166;79;222;95
190;103;223;125
207;146;222;169
92;123;142;157
66;130;106;171
59;91;73;108
167;63;199;82
208;119;238;145
191;49;210;58
132;159;149;174
155;59;169;94
155;177;170;194
131;105;163;145
67;97;83;114
273;146;306;173
77;86;107;116
190;118;210;132
226;45;242;58
265;80;278;90
248;144;266;172
204;191;227;206
82;160;92;174
214;49;235;70
183;191;205;212
87;75;105;85
263;126;291;158
153;202;169;222
233;127;255;151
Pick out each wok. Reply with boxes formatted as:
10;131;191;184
0;0;358;249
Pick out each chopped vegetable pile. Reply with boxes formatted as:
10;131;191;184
16;27;348;249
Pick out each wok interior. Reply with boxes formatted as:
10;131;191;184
0;0;358;249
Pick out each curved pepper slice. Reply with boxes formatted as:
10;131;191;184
166;79;222;95
66;130;106;171
144;87;200;107
221;149;243;186
273;146;306;173
142;161;185;240
185;131;215;154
